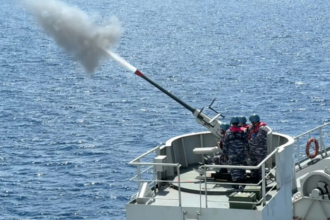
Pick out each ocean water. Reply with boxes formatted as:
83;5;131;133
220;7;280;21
1;0;330;219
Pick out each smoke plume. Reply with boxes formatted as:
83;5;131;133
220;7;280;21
23;0;122;73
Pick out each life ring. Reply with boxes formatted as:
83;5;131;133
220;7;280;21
305;137;319;159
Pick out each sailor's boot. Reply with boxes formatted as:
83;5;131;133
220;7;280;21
232;179;239;189
240;178;246;189
232;179;245;189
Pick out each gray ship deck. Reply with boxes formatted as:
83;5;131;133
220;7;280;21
148;164;277;210
169;164;276;194
152;186;276;210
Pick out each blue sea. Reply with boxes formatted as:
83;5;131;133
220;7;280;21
1;0;330;219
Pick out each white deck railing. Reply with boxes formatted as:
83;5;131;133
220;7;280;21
128;138;293;209
201;147;278;207
294;123;330;169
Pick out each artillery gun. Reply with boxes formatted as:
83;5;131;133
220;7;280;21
107;51;225;139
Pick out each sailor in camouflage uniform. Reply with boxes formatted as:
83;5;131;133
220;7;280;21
248;114;269;183
206;123;230;165
223;117;249;188
239;116;252;163
239;116;251;133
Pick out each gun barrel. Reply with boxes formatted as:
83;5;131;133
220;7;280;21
107;50;222;138
135;70;195;113
106;50;195;113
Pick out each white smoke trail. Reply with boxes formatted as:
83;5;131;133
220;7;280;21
22;0;122;73
105;50;137;73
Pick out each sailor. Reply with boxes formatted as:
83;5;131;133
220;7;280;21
239;116;251;162
223;116;248;188
206;123;230;165
212;123;230;165
248;114;269;183
239;116;250;131
217;123;230;150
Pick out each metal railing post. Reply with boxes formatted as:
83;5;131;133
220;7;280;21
296;138;301;169
294;123;330;163
262;163;266;206
137;159;141;190
204;167;208;208
177;165;182;207
199;176;202;212
319;127;327;158
153;164;157;194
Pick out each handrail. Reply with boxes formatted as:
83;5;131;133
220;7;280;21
202;147;278;170
200;147;278;206
130;178;262;206
130;165;153;181
294;122;330;139
129;178;269;207
128;132;295;209
130;162;180;166
128;145;161;164
130;179;263;186
294;123;330;169
129;149;277;207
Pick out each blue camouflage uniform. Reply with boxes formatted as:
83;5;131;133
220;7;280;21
249;122;269;180
223;126;248;181
207;152;227;165
206;127;229;165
